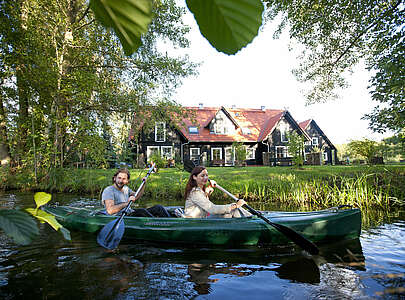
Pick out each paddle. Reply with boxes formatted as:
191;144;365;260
97;163;156;250
183;160;319;255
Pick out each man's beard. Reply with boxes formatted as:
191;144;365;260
115;181;124;189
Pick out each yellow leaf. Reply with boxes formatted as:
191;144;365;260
26;208;62;231
34;192;52;208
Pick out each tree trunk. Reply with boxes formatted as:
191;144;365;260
0;98;10;165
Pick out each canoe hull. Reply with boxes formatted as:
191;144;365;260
43;206;361;247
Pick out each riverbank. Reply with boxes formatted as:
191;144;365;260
1;165;404;209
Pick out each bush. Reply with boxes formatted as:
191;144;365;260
148;153;167;169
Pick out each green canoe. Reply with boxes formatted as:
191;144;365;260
43;206;361;247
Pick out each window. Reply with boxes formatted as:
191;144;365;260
323;152;328;162
275;146;289;158
188;126;198;134
312;137;319;145
279;123;289;142
246;148;255;159
161;146;173;159
211;148;222;160
155;122;166;142
305;140;311;146
147;146;159;159
190;148;200;161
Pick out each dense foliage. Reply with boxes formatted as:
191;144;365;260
264;0;404;134
0;0;197;171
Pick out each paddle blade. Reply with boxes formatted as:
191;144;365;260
97;219;125;250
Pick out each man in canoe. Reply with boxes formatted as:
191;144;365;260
184;166;251;218
102;168;170;217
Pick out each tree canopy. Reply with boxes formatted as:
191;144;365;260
264;0;404;134
0;0;197;169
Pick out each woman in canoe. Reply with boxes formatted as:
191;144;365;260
184;166;251;218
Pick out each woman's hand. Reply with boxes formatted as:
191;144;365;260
232;199;247;210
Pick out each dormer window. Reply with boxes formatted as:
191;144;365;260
155;122;166;142
188;126;198;134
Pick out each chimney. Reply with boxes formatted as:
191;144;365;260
198;103;203;109
261;105;266;111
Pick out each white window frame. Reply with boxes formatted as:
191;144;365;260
161;146;173;159
211;147;222;160
190;148;200;161
246;148;255;159
147;146;160;159
323;152;328;162
304;140;311;146
312;137;319;145
281;129;288;142
188;126;198;134
275;146;289;158
155;122;166;142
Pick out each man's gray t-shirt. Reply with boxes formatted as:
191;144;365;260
101;185;134;214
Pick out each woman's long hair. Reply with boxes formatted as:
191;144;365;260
184;166;206;200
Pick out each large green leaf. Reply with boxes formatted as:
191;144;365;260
0;210;39;245
90;0;153;56
34;192;52;208
186;0;264;55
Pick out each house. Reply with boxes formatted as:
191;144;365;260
130;105;336;167
299;119;338;165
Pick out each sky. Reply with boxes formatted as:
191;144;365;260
171;9;393;145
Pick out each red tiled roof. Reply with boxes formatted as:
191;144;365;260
179;106;285;142
299;119;312;131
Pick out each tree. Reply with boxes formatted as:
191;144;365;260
347;139;380;164
0;0;197;170
264;0;404;133
232;142;247;166
287;132;305;167
381;134;405;162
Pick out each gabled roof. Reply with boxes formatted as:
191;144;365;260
179;106;287;142
299;119;336;149
299;119;312;131
202;106;240;128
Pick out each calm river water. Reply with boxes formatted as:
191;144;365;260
0;192;404;299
